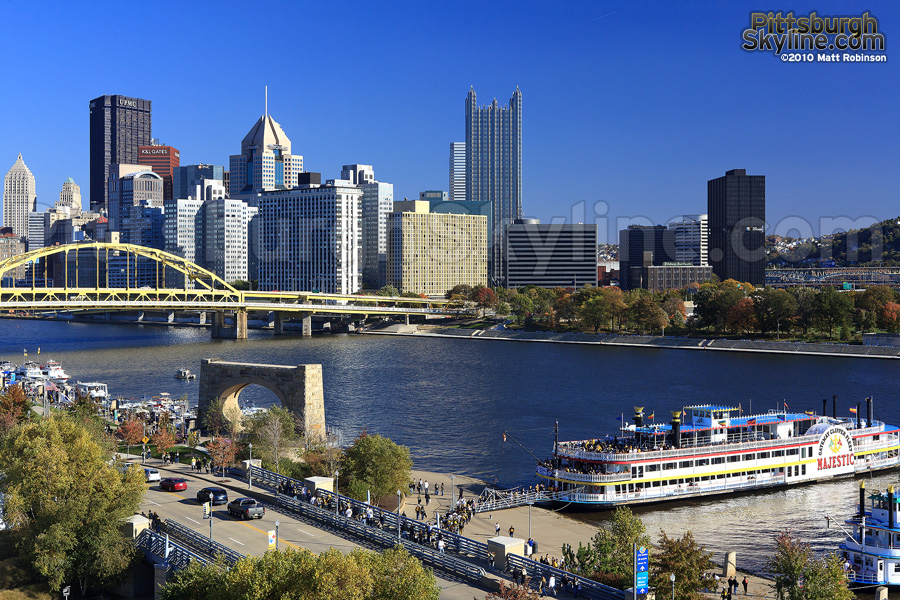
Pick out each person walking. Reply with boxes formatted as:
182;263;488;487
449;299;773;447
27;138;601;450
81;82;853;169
509;525;515;537
495;522;501;536
742;576;748;595
548;575;556;597
440;482;444;496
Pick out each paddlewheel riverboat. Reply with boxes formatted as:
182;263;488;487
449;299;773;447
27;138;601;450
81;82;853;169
538;400;900;507
839;482;900;586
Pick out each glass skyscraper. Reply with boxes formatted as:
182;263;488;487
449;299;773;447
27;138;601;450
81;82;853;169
465;87;522;285
89;95;152;213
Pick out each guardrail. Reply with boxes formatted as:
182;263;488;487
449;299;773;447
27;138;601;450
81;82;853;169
164;518;246;565
135;529;212;570
506;553;626;600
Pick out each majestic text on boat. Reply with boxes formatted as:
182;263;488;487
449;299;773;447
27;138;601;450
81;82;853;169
839;481;900;586
538;400;900;507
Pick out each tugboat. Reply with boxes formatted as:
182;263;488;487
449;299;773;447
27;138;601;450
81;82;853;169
175;368;196;380
838;481;900;586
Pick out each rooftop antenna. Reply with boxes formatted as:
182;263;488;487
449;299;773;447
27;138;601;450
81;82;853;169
265;85;268;120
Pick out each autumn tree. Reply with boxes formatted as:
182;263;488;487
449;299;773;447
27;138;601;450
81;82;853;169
629;295;668;335
152;425;176;459
340;432;412;504
882;302;900;334
649;531;714;600
473;286;498;316
247;406;299;474
207;436;239;480
117;415;144;456
484;581;540;599
726;297;757;334
186;429;202;459
814;287;853;338
563;506;651;589
0;415;145;596
0;385;30;435
765;531;853;600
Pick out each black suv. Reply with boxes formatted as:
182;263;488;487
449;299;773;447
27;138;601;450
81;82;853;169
197;487;228;506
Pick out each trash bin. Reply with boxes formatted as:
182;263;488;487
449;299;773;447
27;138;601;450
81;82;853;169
532;541;539;554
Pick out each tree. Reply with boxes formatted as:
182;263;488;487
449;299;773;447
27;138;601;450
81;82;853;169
882;302;900;333
0;415;145;596
223;403;243;441
207;436;239;481
340;432;412;504
203;397;226;437
509;293;535;323
649;531;714;600
0;385;30;435
248;406;299;474
117;416;144;457
726;297;757;334
161;545;439;600
378;285;400;297
152;425;176;459
484;581;540;599
563;506;651;589
577;296;608;333
788;287;817;336
186;429;202;459
754;288;798;338
765;531;853;600
474;287;498;316
629;295;668;335
814;287;853;338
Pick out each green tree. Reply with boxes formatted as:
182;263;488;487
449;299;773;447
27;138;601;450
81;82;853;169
563;506;651;589
0;416;145;596
247;406;299;474
378;285;400;297
203;397;226;437
510;293;535;323
340;432;412;504
649;531;714;600
788;287;817;336
629;295;668;335
445;283;473;301
577;296;609;333
186;429;202;459
814;287;853;338
753;288;798;338
765;531;853;600
161;546;439;600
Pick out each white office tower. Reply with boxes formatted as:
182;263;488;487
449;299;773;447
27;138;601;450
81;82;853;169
3;154;37;239
57;177;83;211
229;105;303;202
257;180;362;294
203;198;257;283
341;164;393;288
449;142;465;202
668;214;709;266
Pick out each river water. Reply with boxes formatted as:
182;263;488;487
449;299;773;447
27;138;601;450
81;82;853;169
4;318;899;573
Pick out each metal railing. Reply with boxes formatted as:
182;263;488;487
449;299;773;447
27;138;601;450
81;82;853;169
164;518;246;565
506;554;626;600
475;485;585;512
135;528;213;570
536;466;630;484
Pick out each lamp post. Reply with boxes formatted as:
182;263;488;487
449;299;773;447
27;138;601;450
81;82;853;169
450;475;456;506
670;573;675;600
248;442;253;490
527;501;534;540
334;470;339;515
275;520;280;550
397;489;402;540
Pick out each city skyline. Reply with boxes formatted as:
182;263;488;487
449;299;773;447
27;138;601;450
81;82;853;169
0;1;896;241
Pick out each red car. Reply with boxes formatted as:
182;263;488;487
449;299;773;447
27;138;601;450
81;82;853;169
160;477;187;492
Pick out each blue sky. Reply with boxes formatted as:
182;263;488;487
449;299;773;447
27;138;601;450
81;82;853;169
1;1;896;243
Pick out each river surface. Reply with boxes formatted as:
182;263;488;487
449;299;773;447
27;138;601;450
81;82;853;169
4;318;899;573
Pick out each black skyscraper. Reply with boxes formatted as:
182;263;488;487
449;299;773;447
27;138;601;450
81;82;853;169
618;225;675;290
89;95;152;213
707;169;766;286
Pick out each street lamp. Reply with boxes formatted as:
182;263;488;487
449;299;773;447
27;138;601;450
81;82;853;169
334;470;339;515
670;573;675;600
397;489;402;540
527;501;534;540
275;520;280;550
450;475;456;506
248;443;253;490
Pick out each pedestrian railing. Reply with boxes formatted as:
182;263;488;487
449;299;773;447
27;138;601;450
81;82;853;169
135;528;213;571
475;485;584;512
164;518;246;566
506;554;626;600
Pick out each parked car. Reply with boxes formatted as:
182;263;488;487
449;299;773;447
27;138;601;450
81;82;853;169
144;468;161;483
197;487;228;506
160;477;187;492
227;498;265;520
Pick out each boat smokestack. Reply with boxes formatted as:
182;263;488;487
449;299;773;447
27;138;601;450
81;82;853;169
860;481;866;519
822;398;827;418
634;407;644;428
671;411;682;449
890;485;895;531
857;402;861;428
833;395;837;419
867;396;874;425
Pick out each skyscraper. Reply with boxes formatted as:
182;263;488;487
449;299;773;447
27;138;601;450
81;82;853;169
618;225;676;290
173;164;224;200
3;154;37;239
89;95;152;213
229;108;302;203
58;177;82;211
341;165;393;289
449;142;465;202
668;214;709;266
707;169;766;285
465;87;522;285
138;144;180;201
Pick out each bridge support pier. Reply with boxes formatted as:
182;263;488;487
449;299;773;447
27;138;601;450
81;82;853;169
274;312;284;335
198;312;206;325
301;313;312;337
405;314;410;326
167;311;175;323
211;311;248;340
137;311;144;322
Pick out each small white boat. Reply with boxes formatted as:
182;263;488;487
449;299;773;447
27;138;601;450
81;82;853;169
175;368;196;380
16;361;46;380
75;381;108;401
41;360;69;382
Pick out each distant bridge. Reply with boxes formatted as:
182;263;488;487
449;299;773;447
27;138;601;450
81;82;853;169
0;242;452;338
766;266;900;289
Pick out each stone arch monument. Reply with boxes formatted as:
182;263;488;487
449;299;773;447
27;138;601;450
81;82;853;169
198;359;325;440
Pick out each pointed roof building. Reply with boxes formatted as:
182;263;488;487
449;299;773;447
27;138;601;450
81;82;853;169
3;154;37;238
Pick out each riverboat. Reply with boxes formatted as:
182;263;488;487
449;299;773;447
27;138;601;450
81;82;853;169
538;401;900;508
838;482;900;586
15;361;46;380
41;360;69;382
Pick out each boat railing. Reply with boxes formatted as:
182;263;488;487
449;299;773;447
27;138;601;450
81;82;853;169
557;423;887;463
536;465;629;483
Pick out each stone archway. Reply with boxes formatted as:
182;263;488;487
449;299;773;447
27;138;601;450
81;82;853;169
198;359;325;440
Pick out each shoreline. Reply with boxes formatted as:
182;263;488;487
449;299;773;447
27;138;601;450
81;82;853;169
364;327;900;360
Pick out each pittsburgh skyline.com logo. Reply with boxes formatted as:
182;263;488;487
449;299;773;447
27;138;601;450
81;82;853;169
741;11;887;62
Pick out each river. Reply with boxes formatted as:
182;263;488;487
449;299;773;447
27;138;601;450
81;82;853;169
4;318;898;573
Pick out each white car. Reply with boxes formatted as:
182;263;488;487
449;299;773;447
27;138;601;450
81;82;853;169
143;468;161;483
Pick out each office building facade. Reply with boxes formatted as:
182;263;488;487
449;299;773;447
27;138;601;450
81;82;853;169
3;154;37;239
138;144;180;201
618;225;676;290
387;201;487;296
646;263;713;292
108;170;163;235
173;164;224;201
0;234;27;282
89;95;152;212
669;214;708;266
506;220;598;289
466;87;522;284
229;114;302;202
342;165;393;289
449;142;465;202
202;197;257;284
708;169;766;285
58;177;82;211
257;180;362;294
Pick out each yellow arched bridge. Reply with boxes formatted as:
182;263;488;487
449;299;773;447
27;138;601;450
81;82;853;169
0;242;453;338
